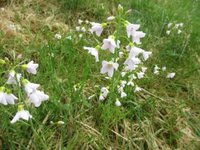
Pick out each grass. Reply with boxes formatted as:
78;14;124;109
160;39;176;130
0;0;200;149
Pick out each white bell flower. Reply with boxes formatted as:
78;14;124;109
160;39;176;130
107;16;115;21
142;51;152;61
129;46;144;58
154;65;160;75
121;91;127;98
0;91;7;105
142;67;147;73
23;79;40;95
132;31;146;44
166;72;176;79
101;36;117;53
100;61;119;77
126;22;140;38
124;57;141;71
115;99;121;107
5;93;18;105
134;86;142;93
90;22;104;37
99;87;109;101
22;61;39;75
7;70;21;85
29;90;49;107
83;47;99;62
166;30;171;35
11;105;32;124
55;33;62;39
137;72;145;79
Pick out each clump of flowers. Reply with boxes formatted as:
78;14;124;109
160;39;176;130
75;5;175;106
166;22;184;35
0;56;49;123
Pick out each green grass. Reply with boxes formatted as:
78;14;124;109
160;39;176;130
0;0;200;149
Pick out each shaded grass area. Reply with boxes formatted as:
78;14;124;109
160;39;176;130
0;0;200;149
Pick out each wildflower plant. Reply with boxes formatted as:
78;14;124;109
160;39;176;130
76;5;175;106
0;55;49;123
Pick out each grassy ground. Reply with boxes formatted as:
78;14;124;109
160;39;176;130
0;0;200;149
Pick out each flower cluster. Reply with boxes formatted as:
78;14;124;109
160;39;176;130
166;22;184;35
77;5;176;106
0;58;49;123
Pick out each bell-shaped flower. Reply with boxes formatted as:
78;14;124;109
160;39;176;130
115;99;121;107
121;91;127;98
142;51;152;61
101;36;117;53
99;87;109;101
132;31;146;44
100;61;119;77
134;86;142;93
166;72;176;79
142;67;147;73
126;22;140;38
90;22;104;37
28;90;49;107
11;105;32;124
107;16;115;21
137;72;145;79
124;57;141;71
5;93;18;105
154;65;160;75
129;46;144;58
7;70;21;85
22;61;39;75
22;79;40;95
0;91;7;105
83;46;99;62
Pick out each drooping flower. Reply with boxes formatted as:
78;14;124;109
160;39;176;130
7;70;21;85
124;57;141;71
22;61;39;75
99;87;109;101
55;33;62;39
83;47;99;62
134;86;142;93
0;90;7;105
28;90;49;107
5;93;18;105
11;105;32;124
166;30;171;35
142;67;147;73
166;72;176;79
121;91;127;98
129;46;144;58
126;22;140;38
132;31;146;44
22;79;40;95
101;36;117;53
115;99;121;106
142;51;152;61
154;65;160;75
168;23;173;28
137;72;145;79
178;30;182;34
78;19;83;24
90;22;104;37
162;66;166;71
107;16;115;21
100;61;119;77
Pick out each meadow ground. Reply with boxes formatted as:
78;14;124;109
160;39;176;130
0;0;200;149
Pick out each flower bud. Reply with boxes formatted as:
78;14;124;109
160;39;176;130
118;4;123;12
22;64;28;70
17;105;24;111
